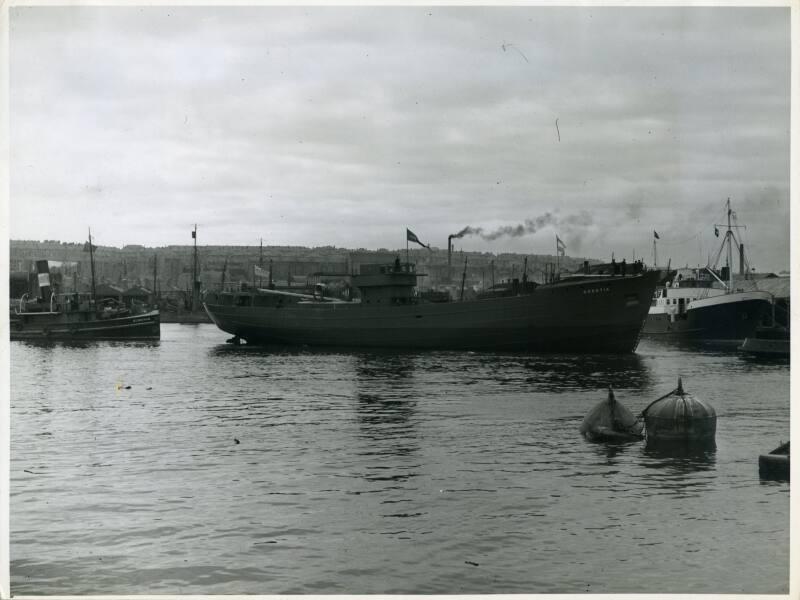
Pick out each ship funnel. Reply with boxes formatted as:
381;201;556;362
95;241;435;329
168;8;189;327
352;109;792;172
35;259;52;301
448;235;454;270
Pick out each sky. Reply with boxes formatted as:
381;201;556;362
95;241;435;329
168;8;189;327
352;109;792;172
8;5;792;271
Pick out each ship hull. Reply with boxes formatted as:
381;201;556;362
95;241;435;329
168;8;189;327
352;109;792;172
642;292;773;343
10;310;161;341
204;272;660;353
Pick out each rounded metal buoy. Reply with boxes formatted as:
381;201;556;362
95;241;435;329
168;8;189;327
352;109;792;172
641;378;716;443
580;386;644;442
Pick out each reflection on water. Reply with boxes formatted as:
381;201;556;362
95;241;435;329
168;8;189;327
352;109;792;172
642;336;743;353
356;393;417;428
355;353;417;381
638;441;717;497
353;355;420;484
586;439;641;460
208;345;654;394
10;325;790;595
16;340;160;350
739;353;791;367
643;438;717;458
518;353;652;392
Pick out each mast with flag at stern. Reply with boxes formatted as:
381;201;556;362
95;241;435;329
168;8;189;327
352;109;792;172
84;228;97;303
556;235;566;279
191;225;199;311
653;230;660;268
406;228;430;264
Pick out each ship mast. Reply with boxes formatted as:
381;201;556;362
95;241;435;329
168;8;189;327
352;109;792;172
153;253;158;299
726;198;733;292
192;224;199;311
711;198;745;293
88;227;97;303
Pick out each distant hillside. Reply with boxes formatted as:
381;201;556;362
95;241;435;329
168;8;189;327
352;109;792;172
10;239;599;294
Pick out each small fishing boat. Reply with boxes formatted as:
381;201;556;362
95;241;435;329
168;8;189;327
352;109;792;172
580;387;644;442
758;441;789;481
641;378;716;443
9;229;160;341
10;293;160;341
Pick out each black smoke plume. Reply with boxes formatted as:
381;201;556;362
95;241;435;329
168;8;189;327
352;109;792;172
451;211;590;242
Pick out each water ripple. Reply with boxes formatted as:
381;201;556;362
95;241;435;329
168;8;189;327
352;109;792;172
9;326;790;594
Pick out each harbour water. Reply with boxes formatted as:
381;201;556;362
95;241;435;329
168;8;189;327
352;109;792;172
10;324;790;594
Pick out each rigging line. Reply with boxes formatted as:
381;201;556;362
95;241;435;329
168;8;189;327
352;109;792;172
653;231;703;246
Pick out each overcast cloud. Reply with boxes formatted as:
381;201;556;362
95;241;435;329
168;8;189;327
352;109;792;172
9;6;791;270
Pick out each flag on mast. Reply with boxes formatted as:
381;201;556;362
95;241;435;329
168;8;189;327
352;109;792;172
406;228;430;249
556;236;566;257
653;231;660;240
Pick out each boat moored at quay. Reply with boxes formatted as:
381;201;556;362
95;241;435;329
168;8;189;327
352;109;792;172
9;231;161;342
10;295;160;341
642;267;774;342
203;261;661;353
642;200;776;344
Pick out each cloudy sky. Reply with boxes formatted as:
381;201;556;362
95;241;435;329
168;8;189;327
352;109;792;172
9;5;791;271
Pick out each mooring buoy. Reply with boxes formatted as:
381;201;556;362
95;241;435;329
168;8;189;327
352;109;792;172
580;386;644;443
641;378;716;443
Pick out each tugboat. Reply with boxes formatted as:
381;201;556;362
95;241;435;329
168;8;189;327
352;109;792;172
9;231;160;341
643;200;773;344
203;255;661;352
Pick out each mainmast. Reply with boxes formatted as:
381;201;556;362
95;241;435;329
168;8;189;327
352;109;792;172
153;253;158;299
711;198;745;293
726;198;733;292
88;227;97;303
653;238;658;268
192;224;199;311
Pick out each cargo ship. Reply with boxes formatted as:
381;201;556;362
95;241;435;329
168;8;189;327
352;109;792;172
203;261;661;353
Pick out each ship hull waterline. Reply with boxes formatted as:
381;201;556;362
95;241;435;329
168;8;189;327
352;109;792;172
10;310;161;341
642;293;773;343
204;272;660;353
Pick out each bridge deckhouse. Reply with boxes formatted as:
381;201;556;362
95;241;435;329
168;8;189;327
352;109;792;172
651;267;726;313
352;261;425;305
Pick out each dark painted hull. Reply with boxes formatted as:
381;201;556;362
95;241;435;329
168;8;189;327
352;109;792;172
204;271;660;352
741;337;790;357
160;310;212;324
10;309;160;341
643;296;772;342
759;442;790;480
